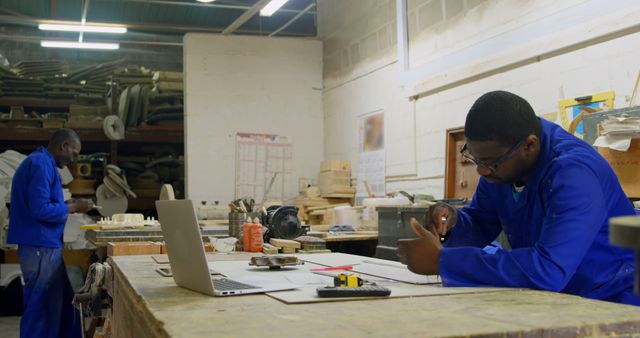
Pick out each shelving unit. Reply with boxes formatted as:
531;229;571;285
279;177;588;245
1;127;184;213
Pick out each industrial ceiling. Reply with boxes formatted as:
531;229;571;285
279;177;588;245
0;0;318;48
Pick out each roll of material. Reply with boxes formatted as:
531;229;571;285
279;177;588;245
103;115;125;141
610;216;640;248
159;184;175;201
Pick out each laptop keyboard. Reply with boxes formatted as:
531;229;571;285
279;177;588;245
213;279;260;291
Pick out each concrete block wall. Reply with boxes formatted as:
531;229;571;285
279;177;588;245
319;0;396;80
183;34;323;204
320;0;486;84
321;0;640;199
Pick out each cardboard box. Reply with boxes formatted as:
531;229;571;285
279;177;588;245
320;160;351;173
318;171;354;195
598;139;640;198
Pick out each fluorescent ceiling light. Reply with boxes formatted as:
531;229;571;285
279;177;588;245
260;0;289;16
196;0;216;2
41;41;120;50
38;23;127;34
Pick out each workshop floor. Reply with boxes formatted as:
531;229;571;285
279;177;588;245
0;317;20;338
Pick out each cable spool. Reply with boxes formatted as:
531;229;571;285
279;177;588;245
264;205;304;240
70;163;92;178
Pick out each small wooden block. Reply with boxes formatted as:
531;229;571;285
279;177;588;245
310;225;331;232
306;231;328;239
107;241;162;256
269;238;301;249
298;249;332;254
262;243;279;255
281;247;297;254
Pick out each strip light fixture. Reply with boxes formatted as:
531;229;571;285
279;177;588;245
260;0;289;16
38;23;127;34
40;41;120;50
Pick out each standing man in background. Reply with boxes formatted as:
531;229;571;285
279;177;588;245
8;128;94;338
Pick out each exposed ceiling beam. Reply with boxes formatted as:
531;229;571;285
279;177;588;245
78;0;90;42
96;0;316;15
269;2;314;37
0;14;315;38
0;14;225;34
221;0;271;35
50;0;58;18
0;33;183;47
0;8;29;17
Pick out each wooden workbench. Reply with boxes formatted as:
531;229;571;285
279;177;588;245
85;226;228;246
323;232;378;242
109;255;640;337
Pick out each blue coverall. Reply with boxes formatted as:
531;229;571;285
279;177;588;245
7;146;81;338
440;119;640;305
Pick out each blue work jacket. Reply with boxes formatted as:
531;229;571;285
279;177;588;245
8;147;69;248
440;119;638;304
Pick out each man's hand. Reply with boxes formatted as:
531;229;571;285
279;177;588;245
396;218;442;275
67;199;94;214
425;202;457;237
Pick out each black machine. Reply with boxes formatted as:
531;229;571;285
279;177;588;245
262;205;307;241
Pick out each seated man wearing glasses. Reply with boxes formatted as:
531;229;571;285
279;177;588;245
397;90;640;305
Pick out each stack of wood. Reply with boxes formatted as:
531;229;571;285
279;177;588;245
67;103;110;129
263;237;330;255
12;60;69;79
67;59;121;96
44;83;83;99
1;61;40;98
144;92;183;127
293;186;352;225
318;160;355;198
267;238;301;254
295;235;330;253
153;71;183;94
0;74;45;98
112;65;153;89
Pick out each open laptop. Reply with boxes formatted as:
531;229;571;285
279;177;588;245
156;199;299;296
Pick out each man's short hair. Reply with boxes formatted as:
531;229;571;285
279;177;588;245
464;91;541;147
49;128;80;147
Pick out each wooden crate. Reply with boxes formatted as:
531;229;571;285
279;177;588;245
598;139;640;198
320;160;351;172
445;127;480;200
107;241;162;256
318;171;354;195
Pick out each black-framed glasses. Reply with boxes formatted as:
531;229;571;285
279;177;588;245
460;140;525;173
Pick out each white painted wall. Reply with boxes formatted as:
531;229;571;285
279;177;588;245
184;34;323;204
321;0;640;198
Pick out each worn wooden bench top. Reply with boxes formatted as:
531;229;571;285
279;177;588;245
109;254;640;337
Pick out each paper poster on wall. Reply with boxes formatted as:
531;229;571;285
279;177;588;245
235;133;293;202
357;110;385;200
557;91;615;138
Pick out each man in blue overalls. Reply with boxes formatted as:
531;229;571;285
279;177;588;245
397;91;640;305
8;128;94;337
